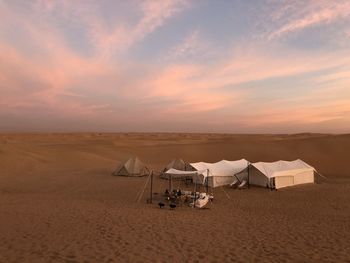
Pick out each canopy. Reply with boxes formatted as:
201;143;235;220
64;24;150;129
165;168;200;176
251;159;315;178
164;168;205;181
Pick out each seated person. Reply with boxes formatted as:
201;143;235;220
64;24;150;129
177;189;182;196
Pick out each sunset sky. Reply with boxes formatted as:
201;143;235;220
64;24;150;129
1;0;350;133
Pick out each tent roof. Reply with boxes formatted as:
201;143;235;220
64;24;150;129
164;158;187;171
190;159;249;177
251;159;315;178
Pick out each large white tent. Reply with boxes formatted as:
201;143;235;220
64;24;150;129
249;159;315;189
189;159;249;188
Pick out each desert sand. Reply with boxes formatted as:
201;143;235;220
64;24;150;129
0;133;349;262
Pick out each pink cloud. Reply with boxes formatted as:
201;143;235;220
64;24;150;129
141;63;245;113
134;42;350;117
315;71;350;84
147;64;200;97
178;46;350;92
0;33;113;119
241;100;350;127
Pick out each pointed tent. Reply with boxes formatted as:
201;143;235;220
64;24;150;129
161;158;191;179
162;158;190;172
113;157;149;177
249;159;315;189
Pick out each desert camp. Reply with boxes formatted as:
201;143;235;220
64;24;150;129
2;0;350;261
116;156;320;210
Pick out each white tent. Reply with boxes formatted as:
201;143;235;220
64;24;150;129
190;159;249;188
112;157;149;177
160;159;191;179
249;159;315;189
162;159;188;172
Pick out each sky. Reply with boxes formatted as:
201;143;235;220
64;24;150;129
1;0;350;133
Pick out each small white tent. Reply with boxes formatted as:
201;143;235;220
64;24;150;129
112;157;149;177
161;159;191;179
249;159;315;189
162;159;188;172
190;159;249;188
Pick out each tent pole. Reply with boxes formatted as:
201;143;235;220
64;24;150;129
221;186;231;200
149;171;153;204
194;179;197;208
234;174;241;184
206;169;209;193
248;163;250;189
316;171;327;180
136;173;150;203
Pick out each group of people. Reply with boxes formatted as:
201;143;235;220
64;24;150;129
164;188;182;197
163;188;212;208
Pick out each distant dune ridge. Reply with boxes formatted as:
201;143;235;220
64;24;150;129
0;133;349;262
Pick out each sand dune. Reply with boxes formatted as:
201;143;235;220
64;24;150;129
0;133;349;262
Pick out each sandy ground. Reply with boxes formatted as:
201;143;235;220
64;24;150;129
0;133;349;262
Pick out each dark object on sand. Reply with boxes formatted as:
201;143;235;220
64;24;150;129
158;202;165;208
164;189;169;196
169;203;176;209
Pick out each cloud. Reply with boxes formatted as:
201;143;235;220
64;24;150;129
165;30;203;61
132;41;350;119
1;0;350;132
180;45;350;92
315;70;350;84
99;0;189;58
0;31;113;118
240;99;350;127
266;0;350;39
41;0;190;59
